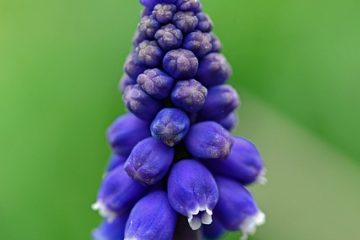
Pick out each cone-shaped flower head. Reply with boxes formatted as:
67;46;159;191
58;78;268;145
92;215;128;240
92;165;147;221
150;108;190;146
214;177;266;240
124;137;174;185
207;137;266;185
124;191;177;240
168;160;219;230
107;113;150;156
185;121;233;159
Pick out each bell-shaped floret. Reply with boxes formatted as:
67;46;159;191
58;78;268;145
183;31;213;58
152;3;177;24
197;53;231;87
124;53;147;79
137;68;174;99
196;12;213;32
202;218;225;240
119;74;136;93
106;154;126;173
92;215;128;240
155;24;183;51
216;112;238;131
173;11;199;34
177;0;201;12
163;49;199;79
140;0;176;10
134;40;163;67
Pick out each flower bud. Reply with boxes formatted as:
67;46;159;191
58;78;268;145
185;121;233;159
92;165;147;221
171;79;207;113
196;12;213;32
202;219;225;240
137;16;160;40
207;137;266;185
177;0;201;12
119;74;136;93
107;113;150;156
197;53;231;87
210;33;222;52
124;53;147;79
92;215;127;240
124;191;177;240
134;40;163;67
163;49;199;79
155;24;183;51
124;137;174;185
173;11;199;34
106;154;126;173
123;84;162;120
183;31;212;58
152;3;177;24
214;177;265;240
167;160;219;230
216;112;238;131
150;108;190;146
199;85;240;121
137;68;174;99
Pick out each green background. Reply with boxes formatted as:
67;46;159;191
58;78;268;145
0;0;359;239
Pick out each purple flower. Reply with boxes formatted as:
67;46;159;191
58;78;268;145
171;79;207;113
185;121;233;159
137;15;160;40
183;31;213;58
202;218;225;240
152;3;177;24
150;108;190;146
124;53;147;79
119;74;136;93
123;84;161;120
216;112;238;131
92;165;147;221
206;137;266;185
197;53;231;87
107;113;150;156
92;215;127;240
137;68;174;99
155;24;183;51
124;137;174;185
173;11;199;34
140;0;177;10
199;84;240;120
214;177;266;240
196;12;213;32
134;40;163;67
168;160;218;230
210;33;222;52
124;191;177;240
163;49;199;79
106;154;126;173
177;0;201;12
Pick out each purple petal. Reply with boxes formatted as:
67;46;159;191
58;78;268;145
196;53;231;87
163;49;199;79
106;154;126;173
134;40;163;67
173;11;199;34
92;215;128;240
155;24;183;51
216;112;238;131
152;3;177;24
137;68;174;99
183;31;213;58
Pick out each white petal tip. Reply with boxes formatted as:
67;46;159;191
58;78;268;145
91;201;117;222
256;169;268;185
239;211;266;240
188;206;214;230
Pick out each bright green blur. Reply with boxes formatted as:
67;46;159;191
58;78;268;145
0;0;359;239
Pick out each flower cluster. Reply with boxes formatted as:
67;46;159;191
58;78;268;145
92;0;266;239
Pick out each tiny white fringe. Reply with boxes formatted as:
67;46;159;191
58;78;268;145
187;206;213;230
240;210;266;240
91;201;117;223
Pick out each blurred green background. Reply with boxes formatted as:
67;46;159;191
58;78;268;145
0;0;359;239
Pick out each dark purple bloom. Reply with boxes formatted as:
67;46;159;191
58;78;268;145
197;53;232;87
185;121;233;159
177;0;201;12
107;113;150;156
155;24;183;51
150;108;190;146
171;79;207;113
134;40;163;67
214;177;265;240
124;137;174;185
123;84;161;120
92;165;147;221
199;84;240;120
137;68;174;99
152;3;177;24
119;74;136;93
124;53;147;79
168;160;218;230
210;33;222;52
183;31;212;58
137;15;160;40
92;215;127;240
196;12;213;32
206;137;266;185
125;191;177;240
106;154;126;173
163;49;199;79
216;112;238;131
173;11;199;34
202;218;225;240
140;0;177;10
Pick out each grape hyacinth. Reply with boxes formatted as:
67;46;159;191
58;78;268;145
92;1;267;239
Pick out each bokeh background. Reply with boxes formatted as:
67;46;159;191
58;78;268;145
1;0;359;239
